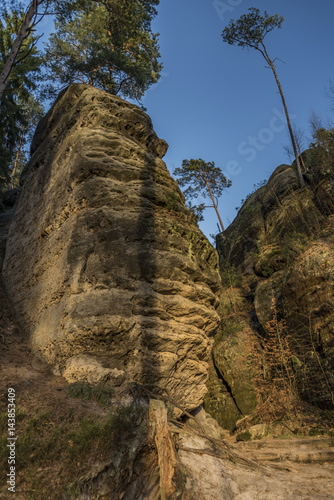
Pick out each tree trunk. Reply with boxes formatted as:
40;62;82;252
203;177;225;232
257;43;305;187
0;0;42;100
149;400;176;499
269;61;305;186
255;42;305;186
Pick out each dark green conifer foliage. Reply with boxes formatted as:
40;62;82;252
43;0;162;101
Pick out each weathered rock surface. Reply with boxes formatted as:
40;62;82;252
3;83;222;411
217;159;334;409
203;356;242;432
171;426;334;500
218;163;330;273
1;284;333;500
212;324;258;416
203;293;258;431
0;188;18;271
0;207;14;271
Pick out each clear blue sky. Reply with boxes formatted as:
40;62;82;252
141;0;334;239
34;0;334;239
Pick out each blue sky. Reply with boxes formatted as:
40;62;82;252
34;0;334;239
141;0;334;238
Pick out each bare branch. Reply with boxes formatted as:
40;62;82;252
0;0;41;98
15;34;43;66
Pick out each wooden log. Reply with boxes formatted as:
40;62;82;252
149;399;176;499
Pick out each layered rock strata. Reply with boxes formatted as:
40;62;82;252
3;84;222;411
0;189;18;271
217;161;334;409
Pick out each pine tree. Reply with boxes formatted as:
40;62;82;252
174;158;231;232
0;3;43;191
0;0;49;100
43;0;162;101
222;8;305;186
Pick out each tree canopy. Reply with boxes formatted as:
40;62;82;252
222;7;283;51
0;1;161;191
174;158;231;232
43;0;162;101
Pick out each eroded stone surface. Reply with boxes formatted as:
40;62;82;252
0;207;14;271
217;160;334;409
3;84;222;411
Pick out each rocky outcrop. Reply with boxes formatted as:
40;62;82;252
203;290;258;431
0;189;18;271
0;208;14;271
3;84;222;411
218;159;334;273
217;160;334;409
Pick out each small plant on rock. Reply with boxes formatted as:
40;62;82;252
246;297;301;426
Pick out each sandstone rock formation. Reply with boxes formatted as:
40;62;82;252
203;291;258;432
216;160;334;410
0;208;14;271
1;273;334;499
3;83;222;411
0;189;17;271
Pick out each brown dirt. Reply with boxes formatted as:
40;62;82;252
0;279;117;499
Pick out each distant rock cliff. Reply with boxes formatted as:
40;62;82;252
3;84;222;411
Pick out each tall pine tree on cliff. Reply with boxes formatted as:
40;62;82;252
43;0;162;101
222;8;305;186
174;158;231;232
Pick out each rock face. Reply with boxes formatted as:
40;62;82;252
217;160;334;409
3;84;222;411
0;208;14;271
203;290;258;432
0;189;18;271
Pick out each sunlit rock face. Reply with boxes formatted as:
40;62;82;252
217;161;334;409
3;84;222;411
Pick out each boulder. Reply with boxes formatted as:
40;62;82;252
3;84;222;411
203;357;242;432
212;324;258;417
